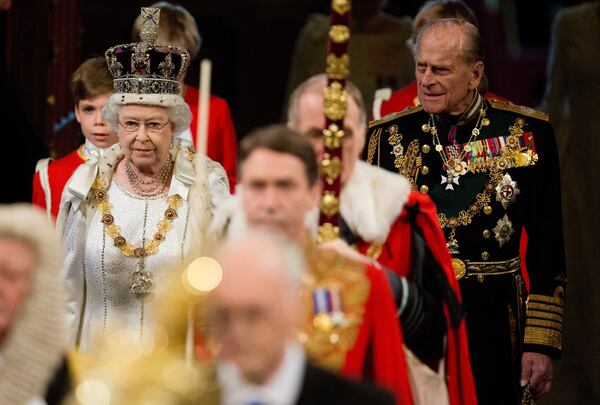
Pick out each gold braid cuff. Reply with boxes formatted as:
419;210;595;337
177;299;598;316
524;292;565;351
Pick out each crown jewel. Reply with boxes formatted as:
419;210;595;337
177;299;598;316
105;7;190;98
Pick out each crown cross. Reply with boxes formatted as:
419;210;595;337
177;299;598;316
140;7;160;44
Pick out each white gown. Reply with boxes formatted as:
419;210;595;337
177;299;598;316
59;143;229;352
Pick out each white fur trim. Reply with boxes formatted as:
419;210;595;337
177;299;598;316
109;93;187;108
339;161;411;244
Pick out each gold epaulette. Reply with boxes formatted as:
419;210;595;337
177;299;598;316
368;105;424;129
488;99;549;122
300;246;370;371
524;287;565;351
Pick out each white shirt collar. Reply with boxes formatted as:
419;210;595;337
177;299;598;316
83;139;104;158
217;341;306;405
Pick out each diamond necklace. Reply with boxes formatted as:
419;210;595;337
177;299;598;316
125;158;173;197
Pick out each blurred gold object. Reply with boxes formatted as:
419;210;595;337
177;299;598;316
521;385;538;405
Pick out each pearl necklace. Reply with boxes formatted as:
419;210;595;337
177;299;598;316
125;159;173;197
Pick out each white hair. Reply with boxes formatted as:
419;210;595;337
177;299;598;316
102;96;192;136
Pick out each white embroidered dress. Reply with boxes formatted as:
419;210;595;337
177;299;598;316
58;142;229;352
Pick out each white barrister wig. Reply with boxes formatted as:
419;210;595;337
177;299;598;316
0;204;66;403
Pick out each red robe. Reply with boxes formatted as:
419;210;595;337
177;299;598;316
357;191;478;405
32;147;86;219
184;87;238;191
376;82;530;291
341;263;413;405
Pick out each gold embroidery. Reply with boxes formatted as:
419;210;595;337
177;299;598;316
488;99;549;121
301;247;370;371
524;326;562;350
366;127;382;165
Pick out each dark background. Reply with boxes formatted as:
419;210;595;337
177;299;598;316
0;0;586;158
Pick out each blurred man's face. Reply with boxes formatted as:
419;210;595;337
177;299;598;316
208;245;299;384
0;239;36;345
415;25;483;115
241;148;319;239
290;88;366;185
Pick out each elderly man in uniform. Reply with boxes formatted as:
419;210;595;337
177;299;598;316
366;18;566;404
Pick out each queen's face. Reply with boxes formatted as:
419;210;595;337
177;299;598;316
117;104;174;172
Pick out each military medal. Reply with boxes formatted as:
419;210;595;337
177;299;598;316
441;170;460;190
423;102;488;192
493;214;514;247
312;287;346;332
495;173;520;209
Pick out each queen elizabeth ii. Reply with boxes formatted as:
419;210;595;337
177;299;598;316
57;7;229;352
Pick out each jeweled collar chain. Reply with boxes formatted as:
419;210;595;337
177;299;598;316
421;93;490;191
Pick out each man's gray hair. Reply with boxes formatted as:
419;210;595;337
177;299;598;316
223;229;305;295
103;98;192;136
287;74;367;128
413;18;484;64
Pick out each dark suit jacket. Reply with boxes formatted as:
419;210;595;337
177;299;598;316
295;363;395;405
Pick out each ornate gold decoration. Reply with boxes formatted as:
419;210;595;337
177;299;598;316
488;99;549;121
317;223;339;243
366;127;382;165
365;243;383;260
320;191;340;217
323;81;347;121
326;54;349;80
323;123;345;149
452;258;466;280
332;0;351;15
92;175;182;294
93;176;182;258
437;170;503;229
388;126;421;189
321;154;342;185
329;25;351;44
301;246;370;371
464;256;520;278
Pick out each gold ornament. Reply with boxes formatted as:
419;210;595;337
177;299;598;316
323;81;347;121
320;191;340;217
329;25;350;44
317;223;339;243
323;123;345;149
326;54;349;80
332;0;351;15
321;154;342;185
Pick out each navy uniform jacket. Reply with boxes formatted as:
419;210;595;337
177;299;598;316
364;97;566;359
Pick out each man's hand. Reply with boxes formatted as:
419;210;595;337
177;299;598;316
318;239;372;266
520;352;553;399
